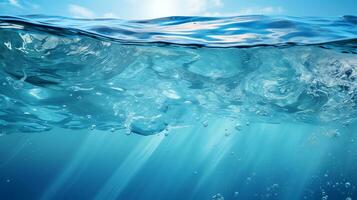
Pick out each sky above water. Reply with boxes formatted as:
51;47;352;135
0;0;356;19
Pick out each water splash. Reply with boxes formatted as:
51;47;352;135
0;15;356;135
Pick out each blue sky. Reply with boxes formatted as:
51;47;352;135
0;0;356;19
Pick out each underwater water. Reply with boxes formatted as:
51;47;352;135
0;15;357;199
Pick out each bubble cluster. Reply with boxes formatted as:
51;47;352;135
0;17;356;135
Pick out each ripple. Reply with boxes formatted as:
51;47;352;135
0;15;356;47
0;15;356;135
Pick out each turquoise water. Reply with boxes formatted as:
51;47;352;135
0;15;357;199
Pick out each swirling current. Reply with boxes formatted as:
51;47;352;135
0;15;356;136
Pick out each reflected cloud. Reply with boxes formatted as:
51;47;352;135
127;0;223;19
8;0;23;8
68;4;96;18
239;6;284;15
204;6;284;17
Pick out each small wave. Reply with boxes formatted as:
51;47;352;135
0;15;356;135
0;15;356;47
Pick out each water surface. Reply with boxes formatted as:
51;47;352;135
0;15;356;200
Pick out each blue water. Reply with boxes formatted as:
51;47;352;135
0;15;356;200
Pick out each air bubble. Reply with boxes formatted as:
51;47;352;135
322;195;328;200
163;126;170;136
234;192;239;197
212;193;224;200
202;121;208;127
125;128;131;135
224;129;230;136
234;123;242;131
345;182;351;188
129;117;167;136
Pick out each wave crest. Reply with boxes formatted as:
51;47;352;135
1;15;356;47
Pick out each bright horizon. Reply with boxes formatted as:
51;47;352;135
0;0;356;20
